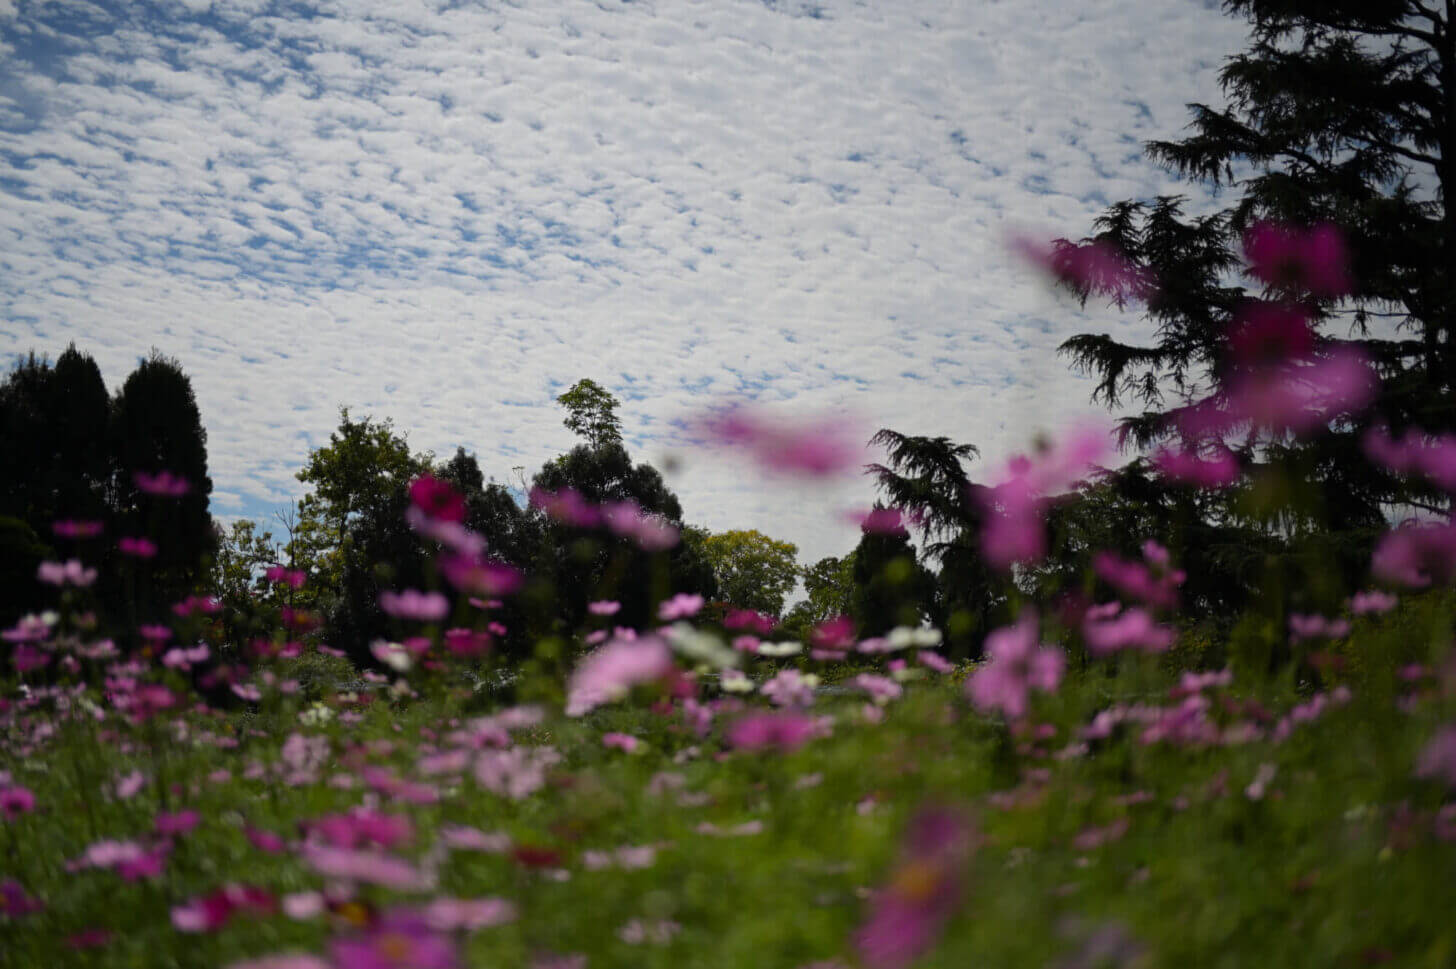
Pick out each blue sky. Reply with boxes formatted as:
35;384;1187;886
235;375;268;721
0;0;1249;565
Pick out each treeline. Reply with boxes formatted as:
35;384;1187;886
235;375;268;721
0;347;212;638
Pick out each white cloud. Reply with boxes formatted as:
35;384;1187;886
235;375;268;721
0;0;1251;565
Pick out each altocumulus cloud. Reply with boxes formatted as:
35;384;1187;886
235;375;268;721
0;0;1247;564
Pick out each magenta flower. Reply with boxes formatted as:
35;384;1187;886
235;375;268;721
588;599;621;616
1010;233;1155;305
309;809;413;850
380;589;450;622
155;803;202;832
1288;613;1351;643
11;643;50;673
264;565;307;588
443;627;492;657
118;536;158;558
966;613;1065;718
0;880;43;916
0;785;35;820
854;808;976;969
332;912;458;969
437;553;523;596
115;770;145;800
810;615;855;649
1243;220;1352;297
726;711;822;753
409;473;467;523
53;519;103;539
138;623;172;642
474;746;561;799
694;404;864;477
847;506;922;534
725;608;777;635
172;884;275;933
1364;424;1456;493
1151;444;1240;488
1092;549;1184;610
565;636;675;716
133;470;191;496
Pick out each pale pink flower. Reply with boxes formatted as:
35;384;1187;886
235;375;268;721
282;892;325;920
565;635;674;716
1371;521;1456;587
1010;233;1155;305
855;673;903;705
1152;444;1240;488
300;844;430;891
657;593;705;621
726;711;824;753
37;559;98;587
981;425;1111;568
601;732;641;753
1416;725;1456;789
761;669;817;708
966;613;1065;718
1348;590;1398;615
1082;605;1176;655
115;770;145;800
694;404;864;477
422;896;517;931
380;589;450;622
588;600;621;616
474;747;561;799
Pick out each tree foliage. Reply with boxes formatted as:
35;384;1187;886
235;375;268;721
697;528;800;617
556;378;624;449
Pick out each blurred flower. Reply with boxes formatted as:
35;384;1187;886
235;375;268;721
727;711;823;753
1243;220;1351;297
566;636;675;716
409;473;466;523
380;589;450;622
658;593;705;621
331;912;458;969
966;613;1065;718
133;470;191;496
855;808;976;969
694;404;864;478
37;559;98;587
118;536;158;558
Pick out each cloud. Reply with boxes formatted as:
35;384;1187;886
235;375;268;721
0;0;1250;565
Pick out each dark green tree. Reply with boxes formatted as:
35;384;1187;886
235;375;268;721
849;509;937;638
108;351;215;627
865;429;1008;655
1057;1;1454;522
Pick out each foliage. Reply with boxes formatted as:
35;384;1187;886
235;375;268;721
556;378;625;449
696;528;800;617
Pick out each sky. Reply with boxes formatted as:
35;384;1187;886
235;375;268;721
0;0;1252;569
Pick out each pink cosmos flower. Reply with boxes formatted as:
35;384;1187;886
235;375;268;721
846;506;923;534
231;683;262;702
917;651;953;674
438;825;512;853
1092;549;1183;610
53;519;103;539
134;470;191;496
565;635;675;716
1416;725;1456;789
380;589;450;622
331;912;458;969
726;711;823;753
1082;605;1176;655
1370;521;1456;587
602;732;641;753
11;643;49;673
1243;220;1352;297
811;615;855;649
761;669;817;708
161;644;210;670
226;955;331;969
300;844;430;891
529;487;603;527
694;404;865;478
474;746;561;799
443;627;491;657
421;897;517;931
155;810;200;837
118;536;159;558
854;808;976;969
855;673;903;705
115;770;145;800
1151;444;1240;488
172;884;275;933
437;553;523;597
966;613;1065;718
409;473;467;523
588;600;621;616
725;608;777;635
1348;589;1398;615
1288;613;1351;643
264;566;307;588
0;880;43;916
1364;424;1456;492
246;827;287;853
657;593;705;621
309;809;413;850
1010;233;1155;305
37;558;98;587
981;425;1111;569
0;785;35;820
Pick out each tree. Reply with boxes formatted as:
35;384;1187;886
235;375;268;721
865;429;1008;655
850;511;937;637
109;350;215;626
295;410;432;664
204;518;281;653
1057;1;1454;523
556;378;624;449
697;528;800;616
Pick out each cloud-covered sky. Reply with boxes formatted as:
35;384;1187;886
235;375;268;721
0;0;1250;567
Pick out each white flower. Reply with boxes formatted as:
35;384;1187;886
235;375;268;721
886;625;942;651
755;640;803;657
663;623;738;669
718;669;755;694
370;639;413;673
